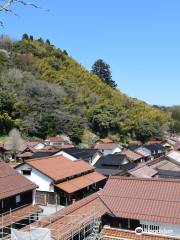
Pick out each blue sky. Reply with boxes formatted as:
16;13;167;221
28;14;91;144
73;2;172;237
1;0;180;106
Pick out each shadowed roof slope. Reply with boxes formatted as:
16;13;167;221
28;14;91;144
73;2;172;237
24;155;94;181
0;162;37;200
100;177;180;224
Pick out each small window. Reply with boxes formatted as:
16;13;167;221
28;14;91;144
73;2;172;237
16;195;21;203
22;169;32;175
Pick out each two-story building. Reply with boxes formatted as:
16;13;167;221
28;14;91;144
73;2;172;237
15;155;106;206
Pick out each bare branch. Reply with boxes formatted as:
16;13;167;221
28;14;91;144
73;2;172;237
0;0;49;27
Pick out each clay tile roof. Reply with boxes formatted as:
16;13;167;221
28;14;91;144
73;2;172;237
94;143;122;150
0;162;37;200
122;149;142;161
24;155;94;181
55;171;106;193
99;138;113;144
46;137;65;142
0;204;42;227
17;152;33;158
100;177;180;225
23;192;109;240
101;227;180;240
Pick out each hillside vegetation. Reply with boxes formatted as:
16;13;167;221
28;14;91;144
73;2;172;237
0;35;171;143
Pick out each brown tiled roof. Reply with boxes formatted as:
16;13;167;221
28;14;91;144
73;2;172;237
17;152;33;158
24;156;94;181
99;138;113;144
94;143;121;150
46;137;65;142
147;140;162;145
23;192;109;240
100;177;180;225
0;162;37;200
55;171;106;193
101;227;180;240
37;144;75;152
121;149;142;161
0;204;42;228
59;144;75;149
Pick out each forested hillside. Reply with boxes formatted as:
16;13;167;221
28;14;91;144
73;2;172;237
0;35;171;143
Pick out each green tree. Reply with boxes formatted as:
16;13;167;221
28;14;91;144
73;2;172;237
90;104;118;136
91;59;117;88
22;33;29;40
46;39;51;45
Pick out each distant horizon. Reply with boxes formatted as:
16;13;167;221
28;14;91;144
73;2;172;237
1;0;180;106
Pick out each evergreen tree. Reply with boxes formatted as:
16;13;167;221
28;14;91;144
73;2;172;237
29;35;34;41
91;59;117;88
46;39;51;45
22;33;29;40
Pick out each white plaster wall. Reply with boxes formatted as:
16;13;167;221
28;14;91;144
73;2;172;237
53;151;77;161
140;220;180;237
91;152;102;166
112;147;122;154
16;163;54;192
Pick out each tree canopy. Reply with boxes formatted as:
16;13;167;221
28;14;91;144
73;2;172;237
91;59;117;88
0;35;171;144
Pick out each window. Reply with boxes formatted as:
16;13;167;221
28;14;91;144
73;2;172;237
142;224;159;233
16;195;21;204
21;168;32;175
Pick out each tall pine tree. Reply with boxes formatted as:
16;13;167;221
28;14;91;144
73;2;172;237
91;59;117;88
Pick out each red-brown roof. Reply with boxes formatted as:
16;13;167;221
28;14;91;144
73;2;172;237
121;149;142;161
55;171;106;193
99;138;113;144
0;162;37;200
100;177;180;225
101;227;180;240
17;152;33;158
23;192;109;240
24;155;94;181
46;137;65;142
0;204;42;227
94;143;121;150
